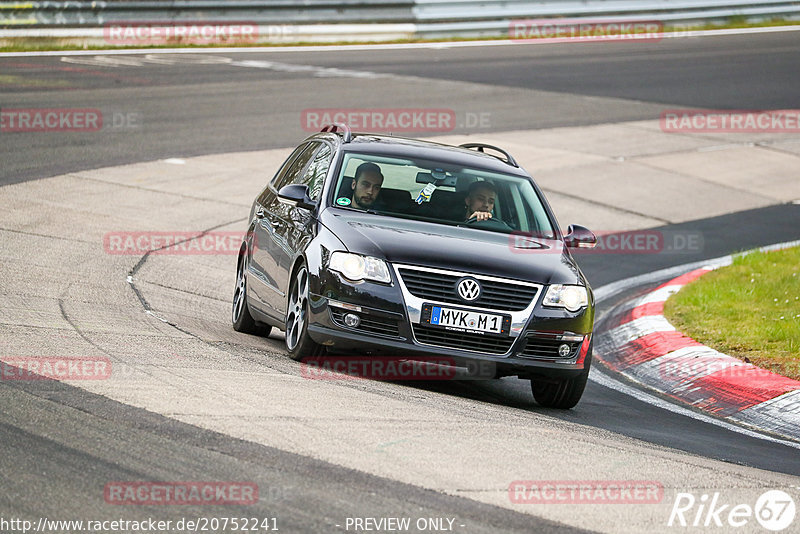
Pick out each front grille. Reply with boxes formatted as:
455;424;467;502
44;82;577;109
330;309;401;338
412;324;514;355
397;268;537;311
520;335;581;360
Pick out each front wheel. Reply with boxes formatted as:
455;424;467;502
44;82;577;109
531;351;591;409
285;263;325;361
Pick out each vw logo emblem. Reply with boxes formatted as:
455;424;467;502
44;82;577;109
457;278;481;301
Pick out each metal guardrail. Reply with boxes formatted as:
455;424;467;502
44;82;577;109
1;0;799;41
415;0;800;37
414;0;800;20
0;1;416;26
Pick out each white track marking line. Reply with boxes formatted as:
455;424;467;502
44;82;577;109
226;59;384;78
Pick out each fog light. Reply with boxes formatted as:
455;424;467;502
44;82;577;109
343;313;361;328
558;344;571;357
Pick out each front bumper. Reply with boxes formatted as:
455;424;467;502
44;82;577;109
306;264;594;380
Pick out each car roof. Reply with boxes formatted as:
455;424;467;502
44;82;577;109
309;132;532;178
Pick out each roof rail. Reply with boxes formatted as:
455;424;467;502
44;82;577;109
320;122;352;143
458;143;518;167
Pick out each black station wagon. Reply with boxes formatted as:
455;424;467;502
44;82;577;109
232;124;598;408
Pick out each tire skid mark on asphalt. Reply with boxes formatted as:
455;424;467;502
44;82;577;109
126;217;247;311
539;186;672;224
115;220;336;407
139;279;230;303
0;225;96;245
4;131;799;530
29;210;266;401
633;159;782;203
56;293;198;390
70;172;251;207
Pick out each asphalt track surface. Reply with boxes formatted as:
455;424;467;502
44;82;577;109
1;31;799;185
1;31;800;532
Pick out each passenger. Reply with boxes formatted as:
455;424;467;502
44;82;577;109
464;181;497;221
351;162;384;210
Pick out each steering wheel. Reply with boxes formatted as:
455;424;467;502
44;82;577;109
464;216;513;231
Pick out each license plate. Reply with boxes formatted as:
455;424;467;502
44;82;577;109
421;304;510;335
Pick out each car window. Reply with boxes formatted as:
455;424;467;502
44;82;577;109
330;152;556;237
272;142;319;192
257;142;313;206
297;143;332;201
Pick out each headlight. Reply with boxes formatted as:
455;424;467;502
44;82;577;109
329;252;391;283
543;285;588;312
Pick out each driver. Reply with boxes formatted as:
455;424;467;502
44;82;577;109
464;181;497;222
351;162;384;210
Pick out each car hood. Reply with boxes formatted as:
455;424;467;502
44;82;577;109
320;209;585;286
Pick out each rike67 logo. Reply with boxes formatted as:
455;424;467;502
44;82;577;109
668;490;796;531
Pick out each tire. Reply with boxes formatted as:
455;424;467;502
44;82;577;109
531;349;592;409
285;263;325;361
232;249;272;337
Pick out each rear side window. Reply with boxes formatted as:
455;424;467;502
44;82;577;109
300;144;332;201
272;142;318;192
257;142;313;206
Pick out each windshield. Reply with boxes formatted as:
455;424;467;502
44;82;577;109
329;152;556;238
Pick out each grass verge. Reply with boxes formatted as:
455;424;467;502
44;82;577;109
663;246;800;380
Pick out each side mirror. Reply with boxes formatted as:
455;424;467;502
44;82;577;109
564;224;597;249
277;184;316;211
